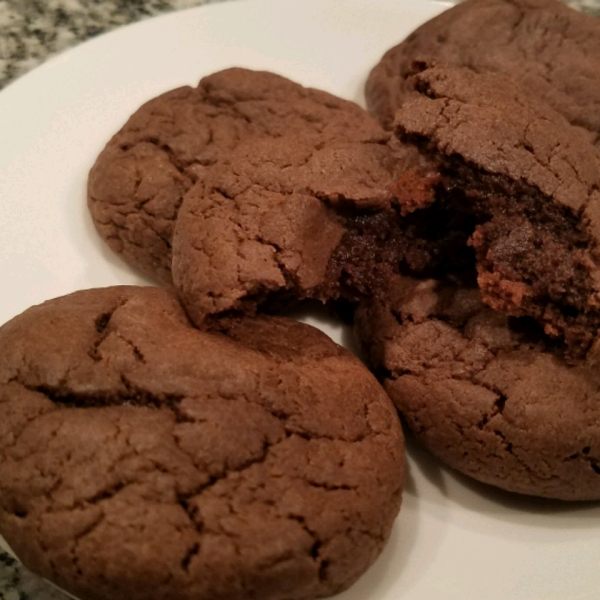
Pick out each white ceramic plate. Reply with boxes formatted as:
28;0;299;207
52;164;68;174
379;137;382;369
1;0;599;598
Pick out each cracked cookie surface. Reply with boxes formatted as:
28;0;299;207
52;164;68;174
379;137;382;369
355;275;600;500
0;286;405;600
87;68;386;284
365;0;600;142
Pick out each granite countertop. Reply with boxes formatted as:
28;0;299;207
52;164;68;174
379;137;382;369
1;0;600;598
0;0;228;90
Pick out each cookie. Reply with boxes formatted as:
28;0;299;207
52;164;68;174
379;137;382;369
365;0;600;141
88;68;386;283
355;275;600;500
389;62;600;359
171;132;399;326
0;286;405;600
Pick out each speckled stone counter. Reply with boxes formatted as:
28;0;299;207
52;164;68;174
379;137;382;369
0;0;228;90
1;0;600;598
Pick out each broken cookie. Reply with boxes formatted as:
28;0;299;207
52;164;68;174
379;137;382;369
170;134;407;326
391;63;600;359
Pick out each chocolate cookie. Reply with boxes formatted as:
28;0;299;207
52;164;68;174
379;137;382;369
0;287;404;600
365;0;600;140
88;68;386;283
389;63;600;359
171;134;413;327
355;275;600;501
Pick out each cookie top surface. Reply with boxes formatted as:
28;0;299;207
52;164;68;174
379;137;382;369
355;275;600;500
365;0;600;138
392;63;600;358
0;286;404;600
396;63;600;214
88;68;385;284
171;134;402;327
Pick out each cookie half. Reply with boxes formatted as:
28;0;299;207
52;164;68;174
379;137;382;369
366;0;600;141
390;63;600;359
0;286;404;600
88;68;385;283
356;275;600;500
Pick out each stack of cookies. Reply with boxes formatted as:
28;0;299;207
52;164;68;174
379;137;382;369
1;0;600;598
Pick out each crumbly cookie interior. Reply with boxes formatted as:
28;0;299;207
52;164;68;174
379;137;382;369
390;143;599;359
316;144;597;362
322;201;473;301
